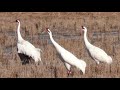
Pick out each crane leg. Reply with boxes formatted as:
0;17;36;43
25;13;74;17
95;60;100;64
93;57;100;64
64;62;73;77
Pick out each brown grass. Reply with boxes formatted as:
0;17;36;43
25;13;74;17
0;12;120;78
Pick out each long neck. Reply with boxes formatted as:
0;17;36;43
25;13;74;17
17;22;23;42
49;33;64;53
84;30;93;49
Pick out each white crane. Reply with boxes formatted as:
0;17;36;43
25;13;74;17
81;26;112;64
16;19;42;65
46;28;86;75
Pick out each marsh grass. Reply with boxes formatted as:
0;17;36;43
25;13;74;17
0;12;120;78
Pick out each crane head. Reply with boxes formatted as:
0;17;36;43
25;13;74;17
82;26;85;29
46;28;52;35
80;26;87;35
81;26;87;32
80;26;85;35
82;26;84;29
16;19;20;23
46;28;50;33
41;28;50;34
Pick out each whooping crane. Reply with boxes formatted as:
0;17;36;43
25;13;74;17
46;28;86;75
16;19;42;65
81;26;112;64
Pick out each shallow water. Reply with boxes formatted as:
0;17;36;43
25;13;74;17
93;31;118;37
1;30;120;56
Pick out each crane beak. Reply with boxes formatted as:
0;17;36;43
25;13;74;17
41;28;48;34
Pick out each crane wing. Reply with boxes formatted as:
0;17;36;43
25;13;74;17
17;40;40;57
88;46;109;62
36;48;42;52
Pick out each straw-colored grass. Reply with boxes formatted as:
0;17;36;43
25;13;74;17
0;12;120;78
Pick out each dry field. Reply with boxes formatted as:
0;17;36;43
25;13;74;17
0;12;120;78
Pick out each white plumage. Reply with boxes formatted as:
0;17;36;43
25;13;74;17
16;19;42;64
81;26;112;64
46;28;86;75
